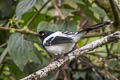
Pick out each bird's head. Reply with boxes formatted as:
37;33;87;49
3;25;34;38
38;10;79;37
36;30;53;42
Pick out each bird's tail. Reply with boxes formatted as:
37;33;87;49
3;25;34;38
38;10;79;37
78;20;113;33
73;20;112;42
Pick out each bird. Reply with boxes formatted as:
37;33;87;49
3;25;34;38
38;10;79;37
36;20;112;56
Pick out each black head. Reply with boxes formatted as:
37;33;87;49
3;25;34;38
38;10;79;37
36;30;54;42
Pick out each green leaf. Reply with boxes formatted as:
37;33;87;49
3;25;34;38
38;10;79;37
61;8;75;16
36;0;43;5
16;0;37;19
74;0;85;5
7;33;33;70
0;0;15;20
77;39;84;47
108;59;118;68
0;48;4;53
73;72;86;79
34;43;43;51
58;19;77;32
89;7;107;18
37;21;59;32
24;50;49;75
77;1;99;22
7;62;25;79
85;7;99;22
37;19;77;32
22;12;52;29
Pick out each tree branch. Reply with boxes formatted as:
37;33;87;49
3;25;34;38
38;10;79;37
51;0;65;19
20;31;120;80
0;26;37;35
0;42;7;48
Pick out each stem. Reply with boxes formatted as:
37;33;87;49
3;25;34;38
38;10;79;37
51;0;65;19
0;48;8;64
0;26;37;35
26;0;50;27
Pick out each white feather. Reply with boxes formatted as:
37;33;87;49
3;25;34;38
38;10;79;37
43;31;86;55
45;43;75;55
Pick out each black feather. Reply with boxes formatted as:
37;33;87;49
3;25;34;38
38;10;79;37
44;36;73;46
78;20;112;33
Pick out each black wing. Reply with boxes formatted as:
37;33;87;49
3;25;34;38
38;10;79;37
44;36;73;46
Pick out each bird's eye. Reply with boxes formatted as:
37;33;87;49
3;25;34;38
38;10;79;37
41;32;45;36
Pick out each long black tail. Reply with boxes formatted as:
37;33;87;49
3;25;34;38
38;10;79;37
78;20;112;33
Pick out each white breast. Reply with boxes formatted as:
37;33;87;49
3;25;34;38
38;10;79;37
45;43;75;55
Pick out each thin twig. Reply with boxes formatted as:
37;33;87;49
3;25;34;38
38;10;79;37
26;0;50;26
105;44;111;57
0;48;8;64
0;42;7;48
51;0;65;19
0;26;37;35
109;0;120;29
113;0;120;12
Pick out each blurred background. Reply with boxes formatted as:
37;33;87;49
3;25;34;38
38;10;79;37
0;0;120;80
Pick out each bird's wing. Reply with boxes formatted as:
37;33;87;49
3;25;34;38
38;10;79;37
63;31;76;35
44;36;73;46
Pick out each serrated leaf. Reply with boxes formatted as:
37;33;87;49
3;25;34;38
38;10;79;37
16;0;37;19
37;19;77;32
7;33;33;70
